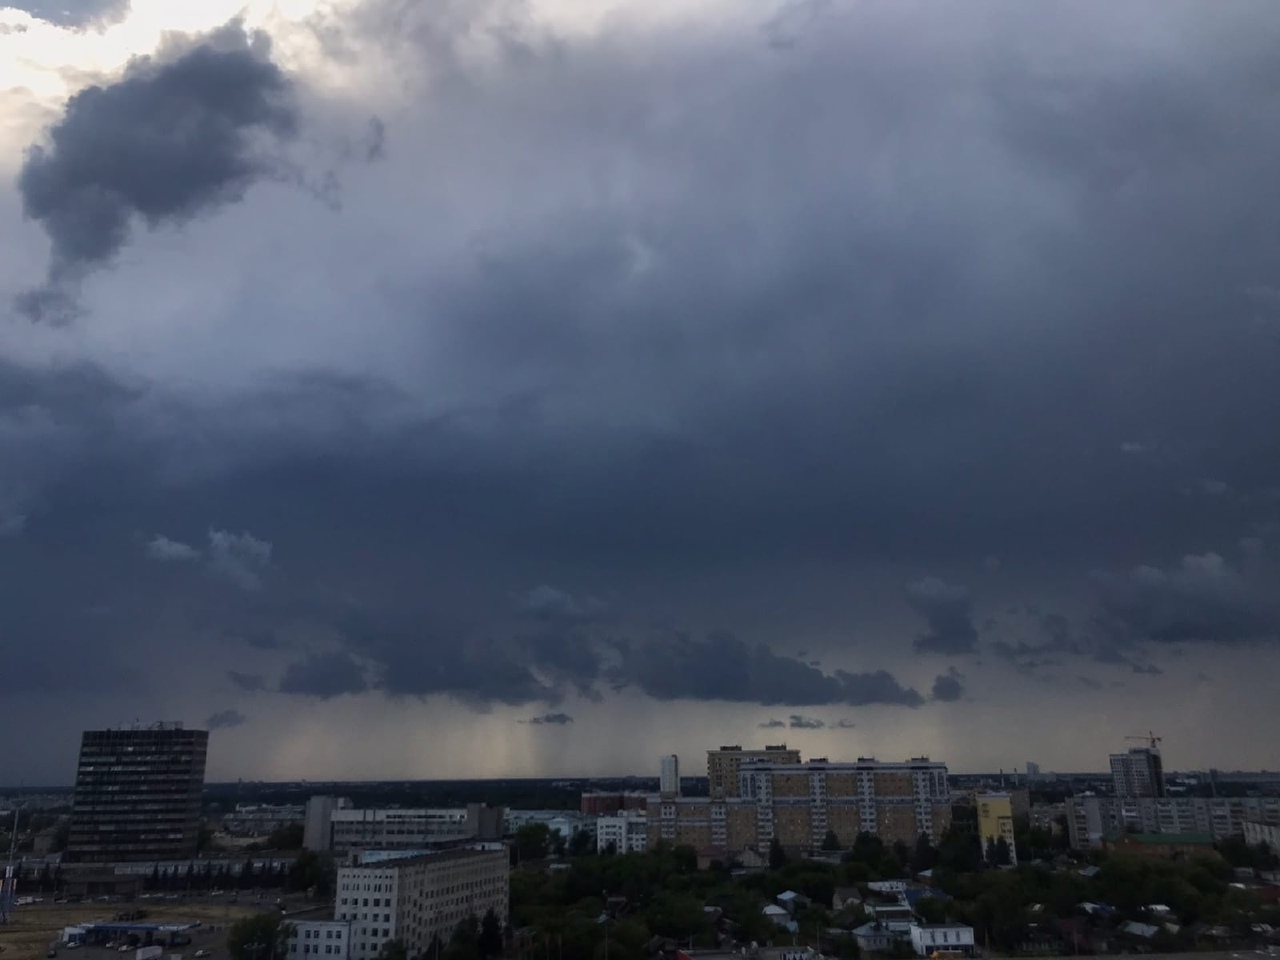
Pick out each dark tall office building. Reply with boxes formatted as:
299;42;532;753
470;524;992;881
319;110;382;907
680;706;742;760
66;723;208;863
1110;747;1165;799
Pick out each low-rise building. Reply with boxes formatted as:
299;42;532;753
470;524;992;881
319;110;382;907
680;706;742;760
909;923;975;957
286;920;352;960
306;798;503;855
1102;832;1219;860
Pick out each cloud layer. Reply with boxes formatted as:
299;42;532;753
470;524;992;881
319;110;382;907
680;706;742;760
2;0;1280;779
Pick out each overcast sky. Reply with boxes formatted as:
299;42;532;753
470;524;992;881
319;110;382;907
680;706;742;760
2;0;1279;786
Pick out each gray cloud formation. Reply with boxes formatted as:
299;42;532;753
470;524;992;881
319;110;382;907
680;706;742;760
788;714;824;729
930;667;966;703
1096;553;1280;644
16;19;297;316
907;578;979;655
6;0;129;28
206;708;248;729
758;718;786;729
277;651;368;699
833;718;856;729
610;631;924;707
228;670;267;692
207;528;272;590
522;712;574;726
145;534;200;562
516;585;607;622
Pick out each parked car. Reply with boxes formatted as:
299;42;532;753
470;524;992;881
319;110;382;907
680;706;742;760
194;951;210;957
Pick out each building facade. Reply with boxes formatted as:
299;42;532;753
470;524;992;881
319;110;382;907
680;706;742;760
707;746;801;799
651;757;952;855
1110;748;1165;799
976;793;1017;865
335;847;509;960
308;803;503;855
66;724;208;863
287;920;352;960
1066;794;1280;849
596;813;648;854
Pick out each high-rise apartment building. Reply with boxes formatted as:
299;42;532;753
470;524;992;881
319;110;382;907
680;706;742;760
1110;747;1165;798
976;792;1017;865
653;756;952;854
660;755;680;798
334;847;509;960
1025;762;1041;780
66;723;208;863
707;745;801;798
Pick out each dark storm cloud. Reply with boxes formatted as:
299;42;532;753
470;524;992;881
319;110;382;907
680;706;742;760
1095;553;1280;644
906;579;979;655
16;19;298;316
609;631;924;707
277;651;368;699
228;670;267;692
788;714;824;729
930;668;965;703
206;708;248;730
522;712;574;726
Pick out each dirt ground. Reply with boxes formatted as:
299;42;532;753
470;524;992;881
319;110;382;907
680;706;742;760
0;902;259;960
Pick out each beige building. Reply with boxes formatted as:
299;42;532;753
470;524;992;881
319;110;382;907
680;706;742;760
335;847;509;960
707;745;802;798
652;756;951;855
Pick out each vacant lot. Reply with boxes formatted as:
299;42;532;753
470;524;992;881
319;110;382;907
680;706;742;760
0;902;260;960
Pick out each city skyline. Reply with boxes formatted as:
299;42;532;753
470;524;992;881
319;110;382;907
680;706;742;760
3;0;1280;784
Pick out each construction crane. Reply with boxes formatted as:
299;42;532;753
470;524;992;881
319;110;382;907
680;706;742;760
1125;731;1163;751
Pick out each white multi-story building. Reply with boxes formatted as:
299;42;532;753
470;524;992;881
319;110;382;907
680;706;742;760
1066;795;1280;848
335;847;509;960
596;814;648;854
909;923;974;957
660;755;680;798
286;921;352;960
1244;820;1280;851
1110;748;1165;799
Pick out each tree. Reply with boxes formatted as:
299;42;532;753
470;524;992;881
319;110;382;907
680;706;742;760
514;823;552;864
821;830;841;852
478;910;503;960
268;822;305;850
377;940;408;960
992;838;1012;867
769;837;788;870
226;911;290;960
911;833;938;874
444;916;480;960
673;844;698;874
568;829;594;858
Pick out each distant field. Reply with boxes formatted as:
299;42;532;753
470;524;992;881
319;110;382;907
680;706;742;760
0;902;259;960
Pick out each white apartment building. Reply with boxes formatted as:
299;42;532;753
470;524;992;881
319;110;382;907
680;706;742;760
596;814;648;854
287;920;352;960
909;923;975;957
305;801;504;855
335;847;509;960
